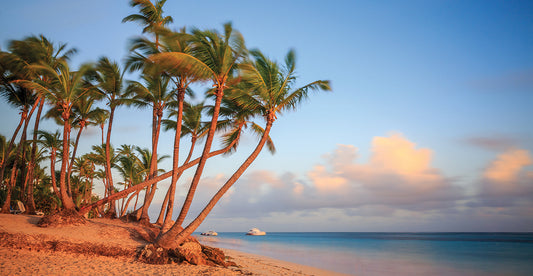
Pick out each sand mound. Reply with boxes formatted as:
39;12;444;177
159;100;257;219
37;209;87;227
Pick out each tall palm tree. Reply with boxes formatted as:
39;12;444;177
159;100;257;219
122;0;173;50
20;60;94;210
36;130;62;199
156;101;209;226
7;35;77;213
0;67;37;213
67;97;106;195
155;49;331;248
126;72;174;222
92;57;129;217
150;22;247;228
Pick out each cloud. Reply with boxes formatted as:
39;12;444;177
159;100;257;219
477;149;533;207
177;133;533;231
192;133;462;220
462;135;519;151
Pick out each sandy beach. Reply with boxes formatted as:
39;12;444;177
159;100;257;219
0;214;346;275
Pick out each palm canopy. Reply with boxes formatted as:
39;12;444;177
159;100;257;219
122;0;173;35
8;35;77;76
149;22;247;90
90;57;130;108
236;49;331;123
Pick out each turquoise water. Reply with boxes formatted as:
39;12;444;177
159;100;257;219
196;232;533;275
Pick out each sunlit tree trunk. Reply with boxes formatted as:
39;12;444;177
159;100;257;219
156;120;273;248
175;87;224;226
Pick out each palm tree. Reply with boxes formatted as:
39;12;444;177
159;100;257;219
126;72;174;222
36;130;62;199
155;101;208;226
155;49;331;248
0;65;37;213
20;60;94;210
67;97;106;195
7;35;77;213
150;22;247;228
122;0;173;50
92;57;130;217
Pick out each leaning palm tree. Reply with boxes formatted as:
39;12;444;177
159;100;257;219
67;97;106;195
0;65;37;213
20;60;94;210
91;57;130;217
155;49;331;248
150;22;247;229
126;71;174;222
155;101;209;226
7;35;77;213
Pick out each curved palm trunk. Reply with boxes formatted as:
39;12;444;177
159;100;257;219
59;119;76;210
139;106;163;221
120;190;140;217
158;136;196;227
49;151;60;198
157;90;186;228
2;104;36;212
0;110;27;188
26;97;46;214
79;141;236;216
67;124;84;196
1;163;18;213
175;88;224;226
104;106;117;217
156;121;273;248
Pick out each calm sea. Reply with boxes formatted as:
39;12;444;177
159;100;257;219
196;232;533;275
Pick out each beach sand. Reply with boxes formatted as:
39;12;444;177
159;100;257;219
0;214;346;275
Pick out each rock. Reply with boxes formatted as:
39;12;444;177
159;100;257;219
172;241;205;265
202;245;227;267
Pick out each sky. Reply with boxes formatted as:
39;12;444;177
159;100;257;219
1;0;532;232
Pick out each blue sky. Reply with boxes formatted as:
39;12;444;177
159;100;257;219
1;0;532;232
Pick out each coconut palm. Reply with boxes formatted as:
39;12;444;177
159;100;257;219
155;49;331;248
36;130;62;199
122;0;173;49
150;22;247;230
91;57;130;217
0;65;37;212
19;60;94;210
155;101;208;226
67;97;107;195
126;71;174;222
7;35;77;213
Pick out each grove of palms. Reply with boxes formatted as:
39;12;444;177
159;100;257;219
0;0;330;253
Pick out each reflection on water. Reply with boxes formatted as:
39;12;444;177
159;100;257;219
197;232;533;276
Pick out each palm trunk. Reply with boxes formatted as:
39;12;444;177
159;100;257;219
139;106;163;221
2;104;35;213
0;110;26;188
104;106;116;217
79;141;236;216
1;162;18;213
26;97;45;214
156;89;185;226
49;151;60;198
60;119;76;210
175;87;224;226
67;125;84;196
156;121;273;248
120;190;140;217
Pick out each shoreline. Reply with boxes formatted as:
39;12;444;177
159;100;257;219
0;214;347;275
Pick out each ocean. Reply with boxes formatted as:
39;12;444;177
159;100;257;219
196;232;533;275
